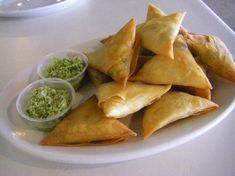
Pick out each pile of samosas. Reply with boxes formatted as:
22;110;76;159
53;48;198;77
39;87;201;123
41;3;235;146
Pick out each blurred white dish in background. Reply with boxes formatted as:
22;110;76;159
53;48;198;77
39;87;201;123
0;0;79;17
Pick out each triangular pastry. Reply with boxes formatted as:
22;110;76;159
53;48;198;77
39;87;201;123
139;12;185;59
143;91;218;139
131;36;212;89
96;81;171;118
41;96;136;146
87;19;137;86
185;33;235;82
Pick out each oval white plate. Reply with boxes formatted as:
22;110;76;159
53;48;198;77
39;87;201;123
0;0;79;17
0;48;234;164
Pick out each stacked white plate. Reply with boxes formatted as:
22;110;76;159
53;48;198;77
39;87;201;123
0;0;78;17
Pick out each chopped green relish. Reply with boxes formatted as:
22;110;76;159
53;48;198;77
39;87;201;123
44;57;84;80
25;86;71;119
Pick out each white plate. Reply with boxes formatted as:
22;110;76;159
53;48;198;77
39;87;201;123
0;0;79;17
0;39;234;164
0;0;235;164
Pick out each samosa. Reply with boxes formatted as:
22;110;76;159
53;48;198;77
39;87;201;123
97;81;171;118
146;3;189;37
138;12;185;59
41;96;136;146
173;61;211;100
87;19;138;86
143;91;218;139
185;33;235;82
131;36;212;89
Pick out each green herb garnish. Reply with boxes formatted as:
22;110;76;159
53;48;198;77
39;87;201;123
44;57;84;80
25;86;71;119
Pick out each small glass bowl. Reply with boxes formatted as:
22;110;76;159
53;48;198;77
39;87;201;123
16;78;75;132
37;49;88;91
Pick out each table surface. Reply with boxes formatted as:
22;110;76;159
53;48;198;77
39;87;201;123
202;0;235;31
0;0;235;175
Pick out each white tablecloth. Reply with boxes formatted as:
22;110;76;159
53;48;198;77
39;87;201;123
0;0;234;175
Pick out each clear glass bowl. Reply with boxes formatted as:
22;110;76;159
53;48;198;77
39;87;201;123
16;78;75;132
37;49;88;91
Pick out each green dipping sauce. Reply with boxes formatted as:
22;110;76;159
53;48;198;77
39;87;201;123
25;86;71;119
44;57;85;80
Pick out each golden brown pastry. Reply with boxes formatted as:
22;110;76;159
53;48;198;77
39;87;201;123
173;61;211;100
100;3;165;44
41;96;136;146
138;12;185;59
146;3;189;37
94;32;140;85
143;91;218;139
131;36;212;89
96;81;171;118
146;3;166;21
87;19;137;86
185;33;235;82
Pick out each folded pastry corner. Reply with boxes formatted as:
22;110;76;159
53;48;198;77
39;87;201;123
146;3;166;21
143;91;218;139
41;96;136;146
